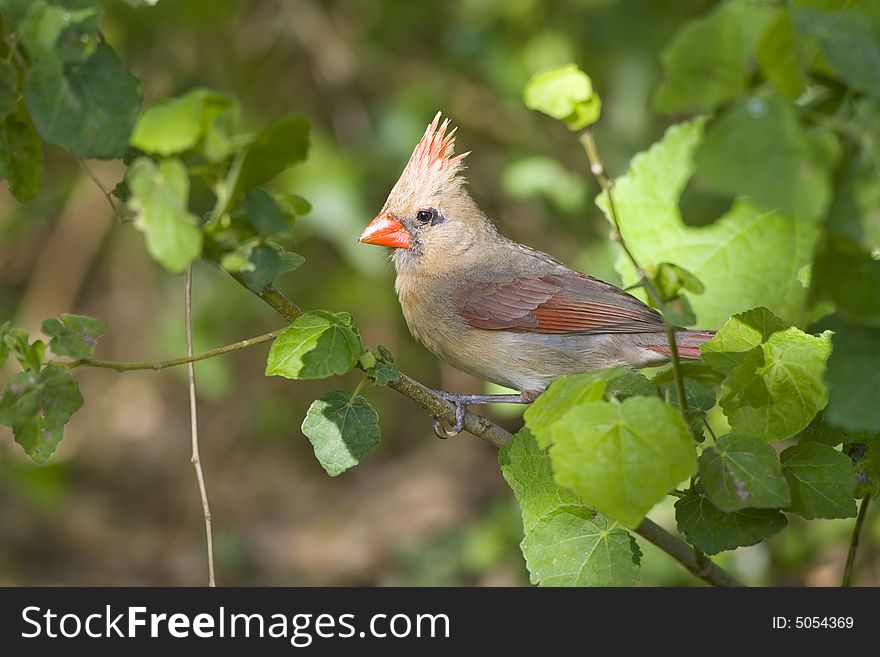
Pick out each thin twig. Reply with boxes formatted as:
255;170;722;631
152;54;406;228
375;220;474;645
225;269;742;586
54;330;281;372
185;266;216;587
579;130;691;432
76;157;129;223
841;495;871;587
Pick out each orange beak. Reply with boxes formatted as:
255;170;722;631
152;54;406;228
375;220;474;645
358;212;412;249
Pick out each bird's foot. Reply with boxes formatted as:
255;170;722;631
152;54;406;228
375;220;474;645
430;390;536;439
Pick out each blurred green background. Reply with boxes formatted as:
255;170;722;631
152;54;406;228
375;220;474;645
0;0;877;585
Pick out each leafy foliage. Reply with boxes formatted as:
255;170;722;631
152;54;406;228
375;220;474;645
126;157;203;274
597;120;818;328
265;311;363;380
0;365;83;463
699;434;790;512
41;314;105;359
703;308;832;441
675;493;787;555
781;443;857;520
523;64;601;130
500;429;640;586
301;390;380;477
545;396;695;528
1;0;878;588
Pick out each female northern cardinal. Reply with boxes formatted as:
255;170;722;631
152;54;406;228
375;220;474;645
359;113;713;435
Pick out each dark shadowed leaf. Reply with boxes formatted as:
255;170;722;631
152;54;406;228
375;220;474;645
824;318;880;432
780;442;857;519
25;43;142;158
0;106;43;202
699;433;790;511
0;365;83;463
675;492;787;555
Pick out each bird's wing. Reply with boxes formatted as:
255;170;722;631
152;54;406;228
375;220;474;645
454;271;664;334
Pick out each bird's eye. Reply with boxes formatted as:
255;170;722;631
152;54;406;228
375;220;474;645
416;208;444;226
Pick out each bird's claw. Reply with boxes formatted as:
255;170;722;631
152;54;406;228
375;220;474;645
432;397;467;439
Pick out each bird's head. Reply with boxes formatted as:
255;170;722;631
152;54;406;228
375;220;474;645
359;113;493;269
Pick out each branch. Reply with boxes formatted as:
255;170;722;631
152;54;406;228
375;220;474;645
185;266;216;587
635;518;743;587
579;130;691;432
54;330;281;372
225;274;743;586
841;494;871;587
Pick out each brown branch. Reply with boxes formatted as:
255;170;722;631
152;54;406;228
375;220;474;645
54;330;281;372
842;494;871;587
225;273;743;587
185;266;216;587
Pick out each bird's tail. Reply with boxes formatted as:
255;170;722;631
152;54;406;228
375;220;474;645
644;330;716;360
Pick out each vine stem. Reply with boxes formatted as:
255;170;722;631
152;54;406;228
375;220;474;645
185;266;216;587
578;130;691;432
54;330;281;372
841;495;871;587
224;276;743;587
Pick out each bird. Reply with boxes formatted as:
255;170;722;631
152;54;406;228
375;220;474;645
359;112;714;437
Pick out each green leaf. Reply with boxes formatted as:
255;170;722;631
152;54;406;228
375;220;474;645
0;105;43;202
549;396;696;528
233;244;304;293
694;93;838;222
654;262;705;300
675;493;787;555
719;326;831;442
793;7;880;97
780;442;857;519
372;362;398;387
126;157;203;274
24;43;142;159
0;60;19;118
499;429;640;587
523;370;612;449
597;119;819;329
811;234;880;322
301;390;380;477
605;370;659;400
500;428;581;532
131;88;239;158
0;365;83;463
41;313;105;359
757;10;809;99
520;506;640;587
666;378;716;440
1;326;45;372
824;318;880;432
699;433;791;511
653;0;778;113
241;188;292;236
265;310;362;380
701;307;790;374
523;64;601;130
215;115;310;218
847;440;880;498
18;0;100;64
